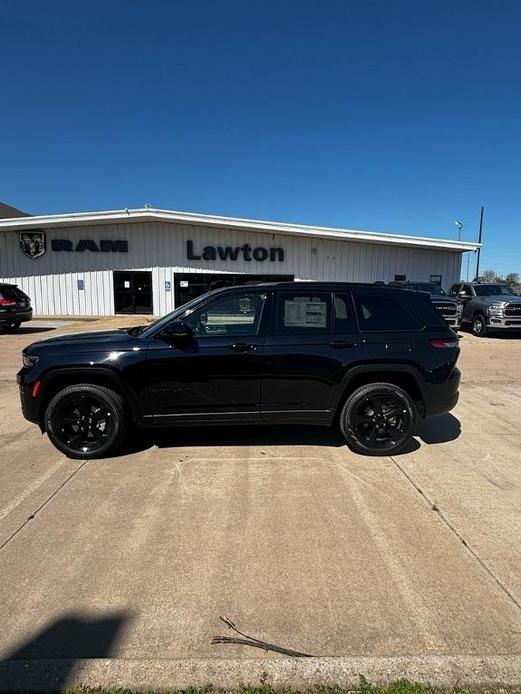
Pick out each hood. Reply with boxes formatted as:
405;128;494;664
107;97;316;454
479;295;521;305
25;329;138;353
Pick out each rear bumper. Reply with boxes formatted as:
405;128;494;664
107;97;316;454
0;309;32;325
423;367;461;417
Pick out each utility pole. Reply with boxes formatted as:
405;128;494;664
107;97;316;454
475;206;484;280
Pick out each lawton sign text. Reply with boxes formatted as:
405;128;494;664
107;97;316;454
187;240;284;262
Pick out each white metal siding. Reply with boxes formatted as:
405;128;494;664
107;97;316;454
0;222;463;316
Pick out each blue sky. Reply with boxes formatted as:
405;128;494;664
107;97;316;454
1;0;520;277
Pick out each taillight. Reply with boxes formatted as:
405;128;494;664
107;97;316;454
430;338;459;349
0;298;16;306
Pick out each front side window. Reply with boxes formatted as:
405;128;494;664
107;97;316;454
275;292;331;335
185;291;266;336
354;293;424;331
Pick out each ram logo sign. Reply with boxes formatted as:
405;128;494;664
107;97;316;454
19;231;46;259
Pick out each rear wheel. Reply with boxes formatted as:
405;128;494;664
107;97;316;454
340;382;417;456
472;313;488;337
44;384;127;459
1;320;21;333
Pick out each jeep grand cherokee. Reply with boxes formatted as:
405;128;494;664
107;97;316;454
18;282;460;459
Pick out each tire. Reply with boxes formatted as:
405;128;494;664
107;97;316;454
472;313;488;337
340;382;417;456
1;321;21;333
44;383;127;459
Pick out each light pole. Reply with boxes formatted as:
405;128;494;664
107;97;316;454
455;220;464;241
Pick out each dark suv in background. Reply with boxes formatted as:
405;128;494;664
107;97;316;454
389;281;462;329
18;282;460;459
0;283;32;333
449;282;521;336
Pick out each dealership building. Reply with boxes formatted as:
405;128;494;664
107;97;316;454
0;206;479;317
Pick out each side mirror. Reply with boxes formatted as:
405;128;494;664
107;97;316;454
160;320;193;341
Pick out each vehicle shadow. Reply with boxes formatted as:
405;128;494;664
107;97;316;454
117;415;461;457
415;412;461;444
10;326;56;334
0;611;129;690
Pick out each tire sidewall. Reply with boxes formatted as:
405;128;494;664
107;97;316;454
341;384;416;456
45;384;126;459
472;313;487;336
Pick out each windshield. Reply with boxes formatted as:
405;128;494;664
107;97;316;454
139;291;216;337
410;283;446;296
474;284;514;297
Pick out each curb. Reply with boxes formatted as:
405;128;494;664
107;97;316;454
1;656;521;691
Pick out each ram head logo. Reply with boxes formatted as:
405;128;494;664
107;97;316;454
19;231;46;259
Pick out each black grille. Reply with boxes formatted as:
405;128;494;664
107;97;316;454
434;303;457;316
504;303;521;316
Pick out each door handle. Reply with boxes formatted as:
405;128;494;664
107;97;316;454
230;343;257;352
330;340;356;348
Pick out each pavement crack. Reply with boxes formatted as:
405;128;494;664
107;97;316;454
0;461;86;552
390;455;521;613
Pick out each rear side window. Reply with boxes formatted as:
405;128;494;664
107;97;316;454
276;292;331;335
354;293;424;332
0;286;24;301
333;294;358;333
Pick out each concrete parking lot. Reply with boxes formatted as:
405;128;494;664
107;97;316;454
0;319;521;690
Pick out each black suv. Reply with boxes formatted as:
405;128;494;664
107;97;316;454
389;281;462;329
0;283;33;333
18;282;460;459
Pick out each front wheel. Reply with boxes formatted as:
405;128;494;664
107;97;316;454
472;313;488;337
44;384;127;459
340;383;417;456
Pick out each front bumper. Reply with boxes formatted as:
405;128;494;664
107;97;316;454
488;316;521;329
17;371;40;423
423;367;461;417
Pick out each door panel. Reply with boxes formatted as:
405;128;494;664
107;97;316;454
146;289;268;419
261;291;365;416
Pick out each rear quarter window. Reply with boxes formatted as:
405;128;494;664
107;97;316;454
354;292;425;331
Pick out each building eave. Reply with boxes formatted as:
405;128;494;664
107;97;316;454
0;207;481;252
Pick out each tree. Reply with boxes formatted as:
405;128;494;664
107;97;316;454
505;272;520;288
481;269;501;282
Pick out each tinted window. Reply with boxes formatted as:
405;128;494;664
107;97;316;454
185;291;266;336
276;292;330;335
0;286;26;301
333;294;358;333
354;293;424;331
449;284;461;296
410;282;446;296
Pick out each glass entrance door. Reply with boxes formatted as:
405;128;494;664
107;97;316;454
113;271;153;314
174;273;294;308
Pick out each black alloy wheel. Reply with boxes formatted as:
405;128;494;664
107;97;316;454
340;383;416;455
472;313;488;337
45;384;126;459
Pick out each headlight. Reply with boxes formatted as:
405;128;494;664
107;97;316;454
22;354;38;368
488;304;505;317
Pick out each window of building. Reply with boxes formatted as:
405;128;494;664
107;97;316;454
333;294;358;333
276;292;331;334
430;274;442;285
185;291;266;336
354;293;424;331
394;274;406;282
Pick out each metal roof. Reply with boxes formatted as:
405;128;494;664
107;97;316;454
0;207;480;252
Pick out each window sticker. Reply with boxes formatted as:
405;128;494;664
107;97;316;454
284;298;327;327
